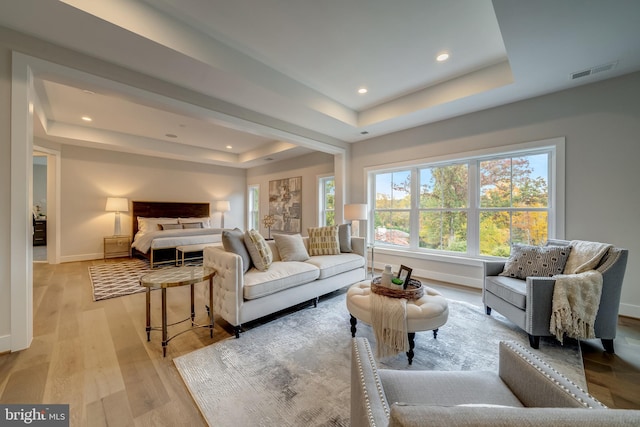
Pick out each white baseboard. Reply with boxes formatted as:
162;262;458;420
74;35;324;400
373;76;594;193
619;303;640;319
0;334;12;353
60;253;104;263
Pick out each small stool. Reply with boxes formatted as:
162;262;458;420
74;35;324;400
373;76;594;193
346;280;449;364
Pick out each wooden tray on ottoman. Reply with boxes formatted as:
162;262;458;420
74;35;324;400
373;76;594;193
371;277;424;299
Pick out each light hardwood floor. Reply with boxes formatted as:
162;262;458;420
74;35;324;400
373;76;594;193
1;261;639;426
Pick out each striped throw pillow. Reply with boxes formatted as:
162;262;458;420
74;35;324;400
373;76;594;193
308;226;340;256
244;229;273;271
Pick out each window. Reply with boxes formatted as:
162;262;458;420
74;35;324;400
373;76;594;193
368;139;562;258
248;184;259;231
319;176;335;226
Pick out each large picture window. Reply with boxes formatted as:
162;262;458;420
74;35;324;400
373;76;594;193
368;139;562;258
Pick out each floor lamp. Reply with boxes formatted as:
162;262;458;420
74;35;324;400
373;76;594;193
344;203;368;237
105;197;129;236
216;200;231;229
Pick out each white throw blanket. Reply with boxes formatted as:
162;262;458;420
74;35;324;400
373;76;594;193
370;293;409;358
550;270;603;343
550;240;611;343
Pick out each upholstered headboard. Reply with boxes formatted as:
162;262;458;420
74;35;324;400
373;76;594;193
131;201;210;236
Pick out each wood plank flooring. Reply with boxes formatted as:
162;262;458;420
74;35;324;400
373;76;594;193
1;260;639;426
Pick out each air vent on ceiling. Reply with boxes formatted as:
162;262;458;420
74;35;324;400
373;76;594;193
570;61;618;80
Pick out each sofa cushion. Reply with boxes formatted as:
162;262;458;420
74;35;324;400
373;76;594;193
222;228;252;273
305;253;365;279
338;224;352;253
308;225;340;255
273;233;310;261
484;276;527;310
499;244;571;279
244;229;273;271
243;261;320;300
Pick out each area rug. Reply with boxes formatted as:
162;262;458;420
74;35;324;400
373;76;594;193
174;292;585;427
89;259;153;301
88;258;205;301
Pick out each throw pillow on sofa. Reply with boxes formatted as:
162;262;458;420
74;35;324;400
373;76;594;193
244;229;273;271
308;225;340;256
338;224;352;253
222;228;253;273
273;233;310;261
499;244;571;279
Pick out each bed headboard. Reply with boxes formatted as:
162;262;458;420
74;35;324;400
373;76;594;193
131;201;210;236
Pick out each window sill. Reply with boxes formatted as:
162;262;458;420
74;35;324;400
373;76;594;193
370;245;487;268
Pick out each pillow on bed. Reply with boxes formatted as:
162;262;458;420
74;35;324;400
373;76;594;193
244;229;273;271
182;222;204;229
160;223;182;230
179;217;212;228
222;228;252;273
138;217;179;233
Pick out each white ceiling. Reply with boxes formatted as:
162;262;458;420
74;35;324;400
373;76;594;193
2;0;640;168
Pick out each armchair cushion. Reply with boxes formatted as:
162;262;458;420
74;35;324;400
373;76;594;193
499;244;571;279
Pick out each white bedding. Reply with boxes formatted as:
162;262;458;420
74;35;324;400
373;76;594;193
132;228;222;253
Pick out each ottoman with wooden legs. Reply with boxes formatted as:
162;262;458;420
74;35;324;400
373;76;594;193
346;280;449;364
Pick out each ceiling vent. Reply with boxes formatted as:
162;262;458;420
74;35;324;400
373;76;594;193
570;61;618;80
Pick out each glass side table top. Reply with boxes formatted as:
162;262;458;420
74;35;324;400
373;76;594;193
139;266;216;288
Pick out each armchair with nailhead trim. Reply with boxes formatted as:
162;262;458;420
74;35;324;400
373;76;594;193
350;337;640;427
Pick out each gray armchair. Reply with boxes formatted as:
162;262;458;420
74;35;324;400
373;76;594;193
483;239;628;352
351;337;639;427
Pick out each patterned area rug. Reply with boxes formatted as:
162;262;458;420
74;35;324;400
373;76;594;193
174;292;585;427
89;259;153;301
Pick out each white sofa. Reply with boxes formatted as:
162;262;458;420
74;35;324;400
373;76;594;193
203;236;366;337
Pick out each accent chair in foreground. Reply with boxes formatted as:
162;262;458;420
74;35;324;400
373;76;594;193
351;337;640;427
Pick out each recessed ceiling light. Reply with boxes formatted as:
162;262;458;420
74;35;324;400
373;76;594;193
358;87;368;94
165;133;177;138
82;90;95;95
226;145;233;149
436;52;450;62
81;116;92;122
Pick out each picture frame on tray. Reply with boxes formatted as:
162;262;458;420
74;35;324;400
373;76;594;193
397;265;413;289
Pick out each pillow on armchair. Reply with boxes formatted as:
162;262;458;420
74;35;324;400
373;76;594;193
499;244;571;279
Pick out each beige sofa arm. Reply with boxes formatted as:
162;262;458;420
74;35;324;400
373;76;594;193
351;236;366;257
351;337;390;427
203;246;244;328
498;341;604;408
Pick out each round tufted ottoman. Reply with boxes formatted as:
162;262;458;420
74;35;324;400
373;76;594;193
346;280;449;364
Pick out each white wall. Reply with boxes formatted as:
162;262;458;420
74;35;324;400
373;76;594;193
59;145;246;261
0;38;11;346
247;152;334;236
350;71;640;318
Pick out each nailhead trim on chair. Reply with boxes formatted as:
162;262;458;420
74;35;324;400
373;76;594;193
354;338;390;426
503;342;607;409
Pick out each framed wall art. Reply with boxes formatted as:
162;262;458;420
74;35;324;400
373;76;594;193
269;176;302;233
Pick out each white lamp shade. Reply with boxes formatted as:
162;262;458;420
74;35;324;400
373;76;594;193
344;203;368;221
215;200;231;212
105;197;129;212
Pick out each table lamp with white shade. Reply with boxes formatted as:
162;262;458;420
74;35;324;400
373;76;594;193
344;203;368;237
105;197;129;236
216;200;231;228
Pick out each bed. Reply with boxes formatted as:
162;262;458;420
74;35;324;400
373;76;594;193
131;201;223;267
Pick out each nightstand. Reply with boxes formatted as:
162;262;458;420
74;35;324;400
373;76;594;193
104;235;131;259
